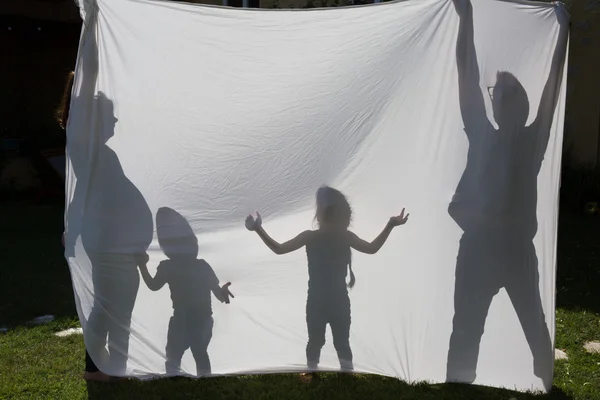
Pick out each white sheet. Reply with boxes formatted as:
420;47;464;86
65;0;569;392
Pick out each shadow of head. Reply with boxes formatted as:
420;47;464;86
96;92;118;144
490;72;529;130
157;207;199;261
315;186;352;229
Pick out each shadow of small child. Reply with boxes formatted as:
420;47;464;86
137;207;233;376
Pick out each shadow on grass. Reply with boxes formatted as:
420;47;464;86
85;374;574;400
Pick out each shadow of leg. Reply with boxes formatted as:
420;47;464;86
106;260;139;375
306;304;327;371
506;241;553;391
447;235;498;383
190;316;214;376
330;300;353;371
85;282;111;369
165;314;188;375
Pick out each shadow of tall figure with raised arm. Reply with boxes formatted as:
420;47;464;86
446;0;568;390
64;8;153;378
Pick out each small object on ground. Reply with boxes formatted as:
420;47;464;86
555;349;568;360
54;327;83;337
29;315;55;325
584;341;600;354
0;326;7;333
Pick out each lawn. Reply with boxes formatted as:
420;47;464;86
0;203;598;399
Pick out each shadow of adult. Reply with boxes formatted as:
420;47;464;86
63;6;154;376
138;207;233;376
446;0;568;390
66;92;153;376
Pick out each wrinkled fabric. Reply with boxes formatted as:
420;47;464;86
66;0;568;392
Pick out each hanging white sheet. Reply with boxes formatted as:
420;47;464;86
66;0;569;392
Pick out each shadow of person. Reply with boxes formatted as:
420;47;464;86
446;0;568;390
305;228;355;372
63;8;154;377
245;186;408;373
138;207;233;377
66;93;154;376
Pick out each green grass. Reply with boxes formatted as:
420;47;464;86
0;204;598;399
